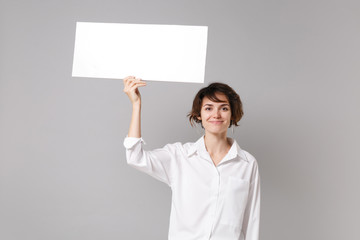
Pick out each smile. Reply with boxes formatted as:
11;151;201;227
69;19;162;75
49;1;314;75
209;121;224;124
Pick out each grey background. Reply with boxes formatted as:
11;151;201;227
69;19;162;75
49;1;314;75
1;0;359;239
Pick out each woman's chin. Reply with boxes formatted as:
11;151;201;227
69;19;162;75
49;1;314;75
204;127;228;135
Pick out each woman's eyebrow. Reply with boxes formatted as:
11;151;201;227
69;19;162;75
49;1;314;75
203;103;229;107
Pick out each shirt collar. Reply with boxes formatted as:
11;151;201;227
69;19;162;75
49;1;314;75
187;135;248;163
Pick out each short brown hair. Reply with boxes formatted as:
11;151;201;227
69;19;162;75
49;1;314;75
187;82;243;127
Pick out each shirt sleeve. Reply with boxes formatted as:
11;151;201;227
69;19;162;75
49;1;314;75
241;159;261;240
123;136;175;187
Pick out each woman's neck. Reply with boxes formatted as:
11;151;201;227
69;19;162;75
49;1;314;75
203;132;231;155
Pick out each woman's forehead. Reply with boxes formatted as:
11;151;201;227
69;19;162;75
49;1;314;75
202;93;229;105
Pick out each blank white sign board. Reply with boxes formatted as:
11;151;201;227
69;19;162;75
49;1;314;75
72;22;208;83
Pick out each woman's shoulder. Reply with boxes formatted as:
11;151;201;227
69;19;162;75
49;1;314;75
241;149;258;164
160;139;198;157
231;138;258;165
163;140;196;150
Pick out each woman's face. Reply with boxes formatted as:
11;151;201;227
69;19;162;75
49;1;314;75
198;93;232;135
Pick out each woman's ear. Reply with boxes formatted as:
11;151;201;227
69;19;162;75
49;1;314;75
197;116;202;120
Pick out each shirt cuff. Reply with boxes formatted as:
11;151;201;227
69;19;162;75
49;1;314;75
123;136;146;149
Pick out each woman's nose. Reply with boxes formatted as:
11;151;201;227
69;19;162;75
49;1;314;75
213;110;221;118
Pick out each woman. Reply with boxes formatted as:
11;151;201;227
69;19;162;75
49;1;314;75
123;76;260;240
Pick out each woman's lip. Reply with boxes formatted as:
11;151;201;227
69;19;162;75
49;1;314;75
209;121;223;124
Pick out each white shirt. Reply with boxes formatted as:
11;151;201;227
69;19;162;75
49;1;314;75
124;136;260;240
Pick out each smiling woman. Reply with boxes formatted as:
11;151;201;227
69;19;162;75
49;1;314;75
123;76;260;240
188;82;243;128
187;83;244;166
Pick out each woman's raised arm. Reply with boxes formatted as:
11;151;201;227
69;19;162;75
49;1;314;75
123;76;174;187
123;76;147;138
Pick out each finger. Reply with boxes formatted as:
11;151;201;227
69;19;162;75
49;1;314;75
129;78;146;87
125;79;138;89
134;80;146;86
129;85;139;93
123;76;132;82
125;82;144;94
137;81;147;86
126;77;143;84
129;82;146;92
134;78;146;85
129;82;147;91
128;80;138;89
123;76;135;83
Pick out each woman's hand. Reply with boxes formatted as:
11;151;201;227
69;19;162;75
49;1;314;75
123;76;147;104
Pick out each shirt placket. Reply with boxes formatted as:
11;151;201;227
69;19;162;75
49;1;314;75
207;166;221;239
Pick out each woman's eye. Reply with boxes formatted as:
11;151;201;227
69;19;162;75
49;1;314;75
222;107;229;111
205;107;212;111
